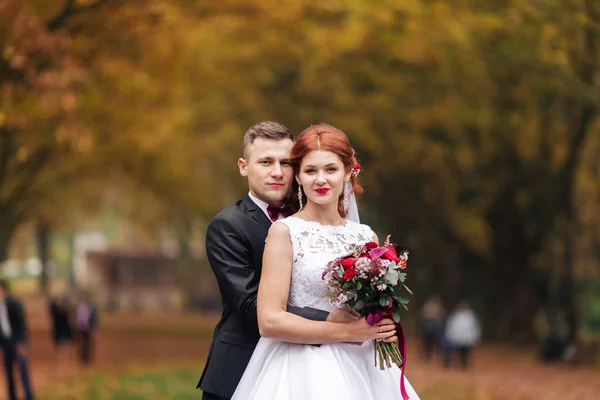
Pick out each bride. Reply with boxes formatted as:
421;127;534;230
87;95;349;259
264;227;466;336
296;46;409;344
231;124;420;400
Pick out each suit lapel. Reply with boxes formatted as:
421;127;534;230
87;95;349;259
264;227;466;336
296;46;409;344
242;194;272;230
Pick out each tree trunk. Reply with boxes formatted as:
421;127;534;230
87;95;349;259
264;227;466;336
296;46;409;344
0;227;12;264
484;183;541;343
0;210;17;264
35;218;51;294
562;225;578;342
482;253;539;343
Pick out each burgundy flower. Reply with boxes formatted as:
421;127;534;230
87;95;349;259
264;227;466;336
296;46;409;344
370;247;388;259
382;249;400;262
387;296;394;309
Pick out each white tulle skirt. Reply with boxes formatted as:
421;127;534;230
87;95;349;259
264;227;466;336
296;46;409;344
231;338;420;400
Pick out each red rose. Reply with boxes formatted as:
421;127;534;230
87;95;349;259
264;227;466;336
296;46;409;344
343;267;356;280
365;242;378;249
360;252;371;259
341;258;356;269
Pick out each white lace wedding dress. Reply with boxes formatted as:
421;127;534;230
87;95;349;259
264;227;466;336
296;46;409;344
231;216;420;400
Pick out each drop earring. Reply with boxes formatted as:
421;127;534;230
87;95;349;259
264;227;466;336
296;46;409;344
343;181;350;214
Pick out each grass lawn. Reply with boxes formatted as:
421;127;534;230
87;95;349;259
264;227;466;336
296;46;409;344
38;363;480;400
40;364;201;400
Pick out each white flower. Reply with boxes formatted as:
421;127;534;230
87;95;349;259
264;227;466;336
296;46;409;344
356;258;370;271
330;293;349;308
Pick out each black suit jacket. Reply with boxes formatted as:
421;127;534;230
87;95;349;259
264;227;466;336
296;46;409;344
198;194;329;398
1;297;27;346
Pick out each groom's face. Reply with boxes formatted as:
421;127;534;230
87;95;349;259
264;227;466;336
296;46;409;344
238;137;294;207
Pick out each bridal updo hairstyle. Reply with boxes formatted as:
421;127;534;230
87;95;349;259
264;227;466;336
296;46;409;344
290;123;363;217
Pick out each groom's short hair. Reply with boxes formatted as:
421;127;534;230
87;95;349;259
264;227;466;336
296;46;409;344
242;121;294;159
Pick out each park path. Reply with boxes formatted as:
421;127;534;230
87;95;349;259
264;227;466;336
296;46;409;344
1;299;597;400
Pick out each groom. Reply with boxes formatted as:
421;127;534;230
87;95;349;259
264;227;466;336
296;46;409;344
198;122;342;400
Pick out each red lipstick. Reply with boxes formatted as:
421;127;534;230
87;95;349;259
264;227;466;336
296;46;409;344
315;188;330;194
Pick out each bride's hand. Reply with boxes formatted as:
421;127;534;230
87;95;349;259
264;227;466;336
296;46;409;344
344;317;396;343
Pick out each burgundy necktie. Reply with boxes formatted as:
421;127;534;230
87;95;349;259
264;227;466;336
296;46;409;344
266;205;292;222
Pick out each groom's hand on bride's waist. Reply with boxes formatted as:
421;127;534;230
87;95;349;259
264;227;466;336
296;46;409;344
327;308;360;324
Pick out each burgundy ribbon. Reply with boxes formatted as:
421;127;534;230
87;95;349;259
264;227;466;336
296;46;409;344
367;309;410;400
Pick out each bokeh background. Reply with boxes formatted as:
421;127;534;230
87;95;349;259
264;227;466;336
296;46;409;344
1;0;599;399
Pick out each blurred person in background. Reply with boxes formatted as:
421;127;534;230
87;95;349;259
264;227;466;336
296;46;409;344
0;279;34;400
537;308;569;363
419;295;445;362
49;294;75;364
75;293;98;365
444;299;481;369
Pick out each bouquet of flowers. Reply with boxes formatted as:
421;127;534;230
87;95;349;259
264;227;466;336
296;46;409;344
322;235;412;372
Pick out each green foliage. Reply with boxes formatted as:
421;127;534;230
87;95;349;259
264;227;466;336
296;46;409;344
41;366;200;400
384;267;399;285
1;0;599;340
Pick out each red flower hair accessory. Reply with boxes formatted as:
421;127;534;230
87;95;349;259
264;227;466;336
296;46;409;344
352;161;361;177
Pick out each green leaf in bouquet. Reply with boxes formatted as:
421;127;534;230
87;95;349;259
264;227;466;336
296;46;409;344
349;289;357;300
393;311;401;323
398;296;410;305
403;284;413;295
354;300;365;311
399;272;407;283
384;268;399;285
356;281;363;290
342;282;352;290
326;261;333;268
379;296;390;307
336;267;345;276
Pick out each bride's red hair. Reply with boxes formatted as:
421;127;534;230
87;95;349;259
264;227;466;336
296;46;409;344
289;123;363;216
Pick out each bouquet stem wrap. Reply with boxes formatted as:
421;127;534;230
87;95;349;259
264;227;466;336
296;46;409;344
367;309;409;400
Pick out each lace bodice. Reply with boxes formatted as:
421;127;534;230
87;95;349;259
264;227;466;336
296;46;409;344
275;216;374;312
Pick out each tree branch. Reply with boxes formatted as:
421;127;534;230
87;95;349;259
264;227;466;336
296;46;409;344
3;146;53;211
47;0;111;31
47;0;77;31
0;58;27;87
0;126;17;194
